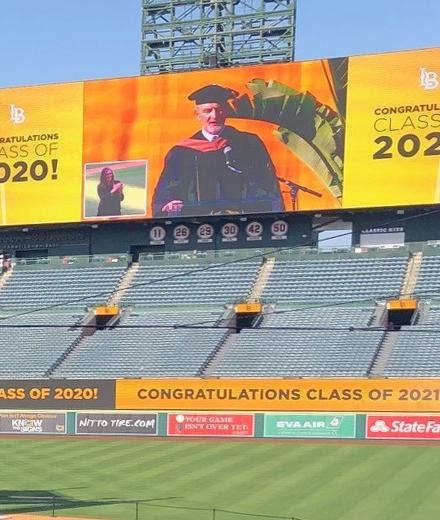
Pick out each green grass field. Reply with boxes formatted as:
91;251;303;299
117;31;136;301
0;438;439;520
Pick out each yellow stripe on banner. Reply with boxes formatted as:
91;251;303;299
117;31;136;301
0;185;6;226
435;160;440;204
116;378;440;413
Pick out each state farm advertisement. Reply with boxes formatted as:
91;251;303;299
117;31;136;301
167;413;254;437
367;415;440;439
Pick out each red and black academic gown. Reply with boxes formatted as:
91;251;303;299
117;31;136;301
152;126;284;217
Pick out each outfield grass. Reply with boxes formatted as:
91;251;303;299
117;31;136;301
0;438;439;520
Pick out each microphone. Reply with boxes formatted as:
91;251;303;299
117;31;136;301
277;177;322;198
223;146;243;174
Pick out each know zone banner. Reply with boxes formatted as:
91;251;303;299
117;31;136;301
0;412;66;434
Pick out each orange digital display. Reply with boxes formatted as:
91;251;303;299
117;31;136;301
344;47;440;209
0;47;438;226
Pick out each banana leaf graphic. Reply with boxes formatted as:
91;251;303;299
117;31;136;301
229;68;347;203
326;57;349;121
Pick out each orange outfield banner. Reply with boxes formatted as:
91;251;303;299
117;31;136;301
116;379;440;412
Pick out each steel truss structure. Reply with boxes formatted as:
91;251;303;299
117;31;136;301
141;0;296;74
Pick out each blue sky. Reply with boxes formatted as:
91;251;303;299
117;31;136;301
0;0;438;88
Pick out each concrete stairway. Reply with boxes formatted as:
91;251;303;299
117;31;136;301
108;263;139;305
400;251;423;298
0;267;13;291
200;307;236;376
368;331;398;377
247;257;275;302
416;300;431;324
368;302;387;327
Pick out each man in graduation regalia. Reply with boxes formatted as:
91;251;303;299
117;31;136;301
152;84;284;217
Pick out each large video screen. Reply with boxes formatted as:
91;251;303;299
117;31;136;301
0;47;438;226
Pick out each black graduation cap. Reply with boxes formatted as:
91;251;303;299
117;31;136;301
188;84;239;105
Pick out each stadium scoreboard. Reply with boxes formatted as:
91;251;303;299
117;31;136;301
0;47;438;227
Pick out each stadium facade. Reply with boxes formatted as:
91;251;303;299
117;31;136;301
0;3;440;448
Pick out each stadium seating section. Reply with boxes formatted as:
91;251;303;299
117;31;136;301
415;254;440;299
0;262;126;311
209;307;383;377
53;311;226;378
261;256;407;303
0;313;83;378
120;260;260;307
0;245;438;378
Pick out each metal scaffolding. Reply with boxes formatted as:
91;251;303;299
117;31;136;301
140;0;296;75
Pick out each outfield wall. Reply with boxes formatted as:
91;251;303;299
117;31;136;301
1;379;440;440
2;411;440;440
